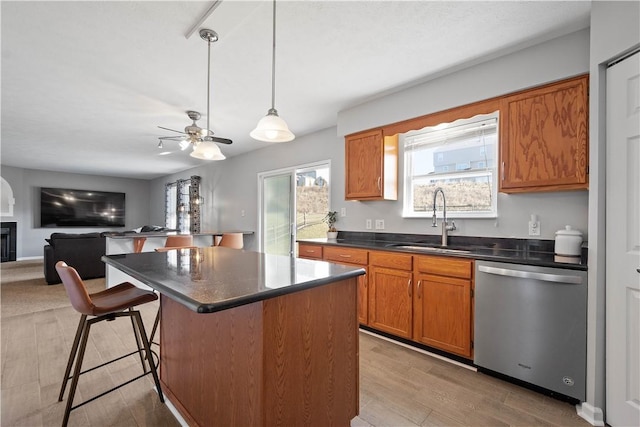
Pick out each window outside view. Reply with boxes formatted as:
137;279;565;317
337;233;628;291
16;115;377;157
296;166;330;239
403;113;498;218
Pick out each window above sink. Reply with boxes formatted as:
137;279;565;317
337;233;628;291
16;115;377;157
402;112;499;219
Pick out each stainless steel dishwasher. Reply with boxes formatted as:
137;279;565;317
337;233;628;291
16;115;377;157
474;260;587;401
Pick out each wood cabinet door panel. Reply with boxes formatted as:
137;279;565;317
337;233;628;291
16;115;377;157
298;243;323;259
500;75;589;193
368;266;413;338
413;274;472;358
345;129;383;199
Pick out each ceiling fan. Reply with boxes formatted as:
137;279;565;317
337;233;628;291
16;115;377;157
157;29;231;160
158;110;232;147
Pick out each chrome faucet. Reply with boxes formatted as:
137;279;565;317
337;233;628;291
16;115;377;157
432;187;456;246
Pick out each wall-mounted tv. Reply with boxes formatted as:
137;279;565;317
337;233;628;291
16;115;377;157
40;187;125;227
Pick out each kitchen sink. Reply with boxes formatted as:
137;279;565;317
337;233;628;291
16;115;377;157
385;243;471;254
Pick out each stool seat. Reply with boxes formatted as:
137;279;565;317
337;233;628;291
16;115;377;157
87;283;158;316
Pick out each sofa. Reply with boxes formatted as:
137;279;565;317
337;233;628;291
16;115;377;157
44;232;107;285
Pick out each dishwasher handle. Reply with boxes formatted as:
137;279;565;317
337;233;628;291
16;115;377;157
478;265;583;284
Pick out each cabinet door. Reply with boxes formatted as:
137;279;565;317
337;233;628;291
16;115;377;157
500;74;589;193
413;273;472;358
322;246;369;325
368;266;413;338
345;130;398;200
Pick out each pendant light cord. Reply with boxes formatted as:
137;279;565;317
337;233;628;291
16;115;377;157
270;0;276;112
207;37;212;134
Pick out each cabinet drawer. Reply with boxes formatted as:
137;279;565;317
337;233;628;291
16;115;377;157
323;246;368;265
414;255;472;279
298;243;323;259
369;251;412;271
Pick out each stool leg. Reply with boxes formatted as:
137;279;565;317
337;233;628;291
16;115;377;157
59;314;87;402
132;311;164;403
128;308;147;372
62;316;92;427
149;305;160;346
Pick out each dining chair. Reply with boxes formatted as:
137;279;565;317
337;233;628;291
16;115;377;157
55;261;163;427
155;235;197;252
217;233;244;249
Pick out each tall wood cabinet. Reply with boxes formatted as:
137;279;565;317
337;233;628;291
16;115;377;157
344;129;398;200
499;74;589;193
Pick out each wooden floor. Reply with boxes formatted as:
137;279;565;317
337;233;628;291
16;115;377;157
1;301;590;427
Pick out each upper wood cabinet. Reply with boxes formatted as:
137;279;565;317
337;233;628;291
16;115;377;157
499;74;589;193
345;129;398;200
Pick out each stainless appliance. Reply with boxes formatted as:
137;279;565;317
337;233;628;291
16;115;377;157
474;260;587;401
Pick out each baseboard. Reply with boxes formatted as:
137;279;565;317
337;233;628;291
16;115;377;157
576;402;605;426
16;256;44;261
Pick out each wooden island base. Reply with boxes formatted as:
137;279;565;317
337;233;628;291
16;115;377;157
159;278;359;427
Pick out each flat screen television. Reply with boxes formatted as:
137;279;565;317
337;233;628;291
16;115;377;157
40;187;125;227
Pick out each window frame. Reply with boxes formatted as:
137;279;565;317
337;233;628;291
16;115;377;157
402;112;499;219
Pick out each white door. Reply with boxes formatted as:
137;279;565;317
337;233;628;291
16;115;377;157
606;50;640;427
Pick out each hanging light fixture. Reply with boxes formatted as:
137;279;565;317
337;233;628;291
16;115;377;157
250;0;294;143
191;29;226;160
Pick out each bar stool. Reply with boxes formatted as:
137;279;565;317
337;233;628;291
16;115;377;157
56;261;164;427
216;233;244;249
155;235;197;252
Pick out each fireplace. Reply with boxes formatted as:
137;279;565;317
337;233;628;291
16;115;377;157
1;222;17;262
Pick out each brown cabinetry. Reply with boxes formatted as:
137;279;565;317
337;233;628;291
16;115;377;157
345;129;398;200
500;74;589;193
298;243;323;260
368;251;413;338
413;256;473;358
323;246;369;325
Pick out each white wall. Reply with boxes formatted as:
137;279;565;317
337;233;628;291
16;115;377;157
0;165;151;258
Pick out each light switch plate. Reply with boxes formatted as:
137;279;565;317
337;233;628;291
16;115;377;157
366;219;372;230
375;219;385;230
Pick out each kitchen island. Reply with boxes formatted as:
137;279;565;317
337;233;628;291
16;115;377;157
103;247;365;427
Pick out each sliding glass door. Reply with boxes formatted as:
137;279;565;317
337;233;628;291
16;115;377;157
259;161;331;256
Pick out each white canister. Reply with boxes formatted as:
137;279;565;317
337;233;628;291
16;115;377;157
554;226;583;256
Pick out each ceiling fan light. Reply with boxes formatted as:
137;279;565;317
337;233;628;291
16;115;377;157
250;110;295;143
190;139;226;160
179;139;191;150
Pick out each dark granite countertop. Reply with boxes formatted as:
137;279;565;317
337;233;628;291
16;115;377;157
298;231;588;271
105;230;254;239
103;246;365;313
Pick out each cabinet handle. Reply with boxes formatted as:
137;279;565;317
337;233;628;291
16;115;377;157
339;254;352;258
377;176;381;191
408;279;412;297
305;250;315;253
501;161;505;181
417;280;422;298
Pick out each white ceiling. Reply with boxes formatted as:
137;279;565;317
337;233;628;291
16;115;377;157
1;1;591;180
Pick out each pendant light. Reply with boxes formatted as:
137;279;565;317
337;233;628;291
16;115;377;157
191;29;226;160
250;0;295;142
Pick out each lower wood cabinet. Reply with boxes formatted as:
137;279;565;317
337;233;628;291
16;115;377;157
299;243;475;359
413;255;473;358
368;251;413;338
323;246;369;325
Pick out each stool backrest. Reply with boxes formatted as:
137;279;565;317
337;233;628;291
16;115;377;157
218;233;243;249
164;235;193;248
55;261;95;315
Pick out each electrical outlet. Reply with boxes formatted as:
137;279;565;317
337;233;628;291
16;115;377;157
528;220;540;236
340;207;346;217
375;219;385;230
366;219;372;230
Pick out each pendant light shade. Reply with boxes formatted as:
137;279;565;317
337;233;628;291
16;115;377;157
250;108;294;142
190;138;226;160
251;0;294;143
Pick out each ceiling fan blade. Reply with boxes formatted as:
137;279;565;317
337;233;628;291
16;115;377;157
211;136;233;145
158;136;185;141
157;126;186;135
